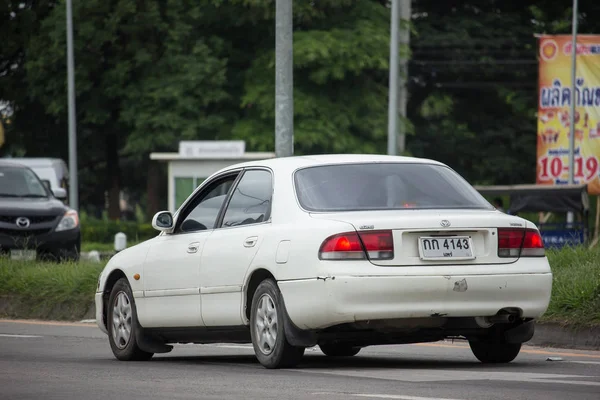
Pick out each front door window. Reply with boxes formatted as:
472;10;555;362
177;176;237;233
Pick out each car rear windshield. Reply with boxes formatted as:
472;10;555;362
294;163;493;212
0;165;49;198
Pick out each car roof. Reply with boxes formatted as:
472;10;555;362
1;158;65;167
0;160;30;168
217;154;446;174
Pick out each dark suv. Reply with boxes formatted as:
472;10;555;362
0;161;80;261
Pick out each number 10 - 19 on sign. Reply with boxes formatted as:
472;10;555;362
538;155;599;181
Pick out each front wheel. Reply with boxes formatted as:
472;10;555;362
107;278;153;361
250;279;305;369
469;340;521;363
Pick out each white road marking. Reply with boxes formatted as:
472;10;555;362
296;369;600;387
352;395;461;400
0;334;42;338
79;319;96;324
313;394;461;400
568;361;600;365
215;344;254;349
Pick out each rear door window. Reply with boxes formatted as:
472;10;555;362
220;170;273;227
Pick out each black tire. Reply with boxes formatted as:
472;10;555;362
250;279;305;369
107;278;153;361
319;343;361;357
469;340;521;363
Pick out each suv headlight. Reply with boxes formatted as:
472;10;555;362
55;209;79;232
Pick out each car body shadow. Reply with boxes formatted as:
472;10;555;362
149;352;538;370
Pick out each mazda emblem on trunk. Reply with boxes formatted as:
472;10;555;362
440;219;451;227
16;217;30;228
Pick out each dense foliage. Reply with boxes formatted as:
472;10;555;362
2;0;600;218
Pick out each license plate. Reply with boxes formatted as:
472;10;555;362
10;249;37;261
418;236;474;260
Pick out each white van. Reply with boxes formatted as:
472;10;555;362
1;158;69;200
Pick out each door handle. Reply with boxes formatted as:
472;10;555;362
244;236;258;248
187;242;200;253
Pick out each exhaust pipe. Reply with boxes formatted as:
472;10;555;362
487;313;517;324
474;313;517;328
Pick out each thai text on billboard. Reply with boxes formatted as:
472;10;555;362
537;35;600;195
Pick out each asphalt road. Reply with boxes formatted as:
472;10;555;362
1;319;599;400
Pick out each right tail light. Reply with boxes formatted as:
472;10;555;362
497;228;545;258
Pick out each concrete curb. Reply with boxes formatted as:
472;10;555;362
530;322;600;350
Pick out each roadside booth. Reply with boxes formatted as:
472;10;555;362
149;141;275;213
474;184;590;249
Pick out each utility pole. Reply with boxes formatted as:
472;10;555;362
275;0;294;157
387;0;411;156
568;0;578;186
397;0;411;155
387;0;399;156
567;0;578;226
66;0;78;210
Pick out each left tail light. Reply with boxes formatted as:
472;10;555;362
319;230;394;260
497;228;545;258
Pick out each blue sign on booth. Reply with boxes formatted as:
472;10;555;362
538;223;585;249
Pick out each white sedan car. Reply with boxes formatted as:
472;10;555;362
95;154;552;368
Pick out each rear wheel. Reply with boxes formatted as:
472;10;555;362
319;343;361;357
107;278;153;361
250;279;305;369
469;340;521;363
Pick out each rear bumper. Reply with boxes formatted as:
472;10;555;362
279;271;553;330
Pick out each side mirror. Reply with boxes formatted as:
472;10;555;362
152;211;174;232
52;187;67;200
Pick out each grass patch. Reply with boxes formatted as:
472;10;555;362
81;242;116;252
0;259;105;320
541;245;600;327
81;241;141;252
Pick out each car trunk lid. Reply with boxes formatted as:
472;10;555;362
310;209;525;266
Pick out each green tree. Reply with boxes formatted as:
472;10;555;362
21;0;400;217
408;0;600;184
0;0;62;157
227;0;394;154
15;0;600;218
25;0;231;218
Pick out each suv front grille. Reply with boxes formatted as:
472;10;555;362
0;215;58;224
0;228;53;237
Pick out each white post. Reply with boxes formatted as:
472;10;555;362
114;232;127;252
